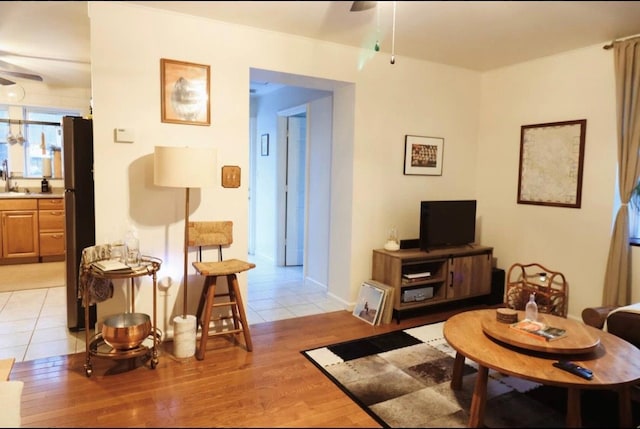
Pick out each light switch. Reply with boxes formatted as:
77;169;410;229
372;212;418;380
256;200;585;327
222;165;241;188
114;128;135;143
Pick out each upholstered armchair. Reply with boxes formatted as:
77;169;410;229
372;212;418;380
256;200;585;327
581;304;640;348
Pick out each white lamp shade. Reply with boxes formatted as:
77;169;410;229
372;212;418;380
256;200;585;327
154;146;217;188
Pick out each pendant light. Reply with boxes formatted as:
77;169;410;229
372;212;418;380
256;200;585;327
390;1;397;64
0;84;25;103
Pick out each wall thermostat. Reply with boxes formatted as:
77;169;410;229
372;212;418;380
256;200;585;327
114;128;135;143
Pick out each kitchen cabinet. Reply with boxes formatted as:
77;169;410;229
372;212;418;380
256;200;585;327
371;245;493;322
38;198;65;260
0;199;39;262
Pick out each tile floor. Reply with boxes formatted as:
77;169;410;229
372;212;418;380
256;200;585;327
0;255;346;362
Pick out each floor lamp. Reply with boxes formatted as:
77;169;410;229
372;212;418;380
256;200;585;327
153;145;217;358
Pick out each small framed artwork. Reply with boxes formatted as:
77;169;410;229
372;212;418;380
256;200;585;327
160;58;210;126
261;133;269;156
517;119;586;208
404;135;444;176
352;282;385;325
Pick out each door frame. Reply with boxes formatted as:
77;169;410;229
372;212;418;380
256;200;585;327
248;116;257;255
276;104;308;267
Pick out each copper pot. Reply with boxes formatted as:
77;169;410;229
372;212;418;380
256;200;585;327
101;313;151;350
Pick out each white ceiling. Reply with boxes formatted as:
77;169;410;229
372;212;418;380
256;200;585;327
1;1;640;90
0;1;91;88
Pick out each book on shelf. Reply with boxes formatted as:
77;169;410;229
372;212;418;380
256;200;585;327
92;259;133;273
402;271;431;279
510;319;567;341
402;276;431;284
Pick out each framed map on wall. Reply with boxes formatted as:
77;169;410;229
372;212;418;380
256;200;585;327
517;119;587;208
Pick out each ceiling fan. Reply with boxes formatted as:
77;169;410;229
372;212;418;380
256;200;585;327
0;71;43;86
350;1;398;64
350;1;377;12
0;49;90;87
0;58;44;86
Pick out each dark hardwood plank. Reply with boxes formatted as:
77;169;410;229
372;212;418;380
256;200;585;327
13;304;490;427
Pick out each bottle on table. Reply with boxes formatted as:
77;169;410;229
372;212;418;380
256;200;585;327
525;293;538;321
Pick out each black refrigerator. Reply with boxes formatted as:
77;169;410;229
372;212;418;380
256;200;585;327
63;116;97;331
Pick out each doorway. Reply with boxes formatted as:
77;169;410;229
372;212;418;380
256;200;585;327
246;90;340;323
248;69;348;317
278;106;307;267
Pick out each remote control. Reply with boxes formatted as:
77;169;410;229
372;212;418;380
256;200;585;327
553;360;593;380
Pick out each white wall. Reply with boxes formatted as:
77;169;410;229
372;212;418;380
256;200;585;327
476;45;620;319
89;1;483;335
86;1;640;335
306;96;333;290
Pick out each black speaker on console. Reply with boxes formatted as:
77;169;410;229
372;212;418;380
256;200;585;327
400;238;420;249
486;268;505;305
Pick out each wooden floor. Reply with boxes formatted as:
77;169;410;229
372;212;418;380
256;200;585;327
12;304;492;428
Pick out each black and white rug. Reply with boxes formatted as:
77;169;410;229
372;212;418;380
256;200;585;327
302;322;634;428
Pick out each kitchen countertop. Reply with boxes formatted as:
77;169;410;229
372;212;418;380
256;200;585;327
0;192;63;199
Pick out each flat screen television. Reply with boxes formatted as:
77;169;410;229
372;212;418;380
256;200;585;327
419;200;477;250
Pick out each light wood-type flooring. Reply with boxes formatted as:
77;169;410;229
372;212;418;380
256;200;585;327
12;304;490;428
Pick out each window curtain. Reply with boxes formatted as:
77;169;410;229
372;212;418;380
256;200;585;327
603;36;640;306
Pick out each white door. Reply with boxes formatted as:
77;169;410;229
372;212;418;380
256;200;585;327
285;114;306;266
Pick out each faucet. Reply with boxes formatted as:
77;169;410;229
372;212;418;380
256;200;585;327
1;159;8;192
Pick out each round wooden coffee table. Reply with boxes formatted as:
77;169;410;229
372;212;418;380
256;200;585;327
444;309;640;428
481;310;600;354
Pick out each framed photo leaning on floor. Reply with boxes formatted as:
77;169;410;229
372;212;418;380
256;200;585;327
353;282;385;325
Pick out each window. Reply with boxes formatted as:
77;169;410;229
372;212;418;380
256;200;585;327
24;107;79;177
630;189;640;243
0;106;80;178
0;107;8;166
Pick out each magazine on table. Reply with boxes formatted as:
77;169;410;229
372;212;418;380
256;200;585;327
92;259;133;273
510;318;567;341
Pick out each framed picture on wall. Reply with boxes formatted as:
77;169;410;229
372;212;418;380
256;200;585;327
517;119;586;208
403;135;444;176
160;58;210;126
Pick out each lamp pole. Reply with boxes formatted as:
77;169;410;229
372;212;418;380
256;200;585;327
183;187;190;318
153;145;217;358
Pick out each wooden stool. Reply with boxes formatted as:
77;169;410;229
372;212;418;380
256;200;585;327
192;258;255;360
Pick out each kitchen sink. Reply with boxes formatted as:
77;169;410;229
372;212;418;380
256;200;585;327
0;192;63;198
0;192;52;198
0;192;29;197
